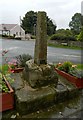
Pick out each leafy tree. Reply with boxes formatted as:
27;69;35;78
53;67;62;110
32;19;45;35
77;27;83;41
21;11;37;34
47;17;56;35
69;13;83;35
50;29;76;41
21;11;57;35
56;29;73;36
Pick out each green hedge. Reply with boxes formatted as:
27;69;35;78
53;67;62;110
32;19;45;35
50;34;76;41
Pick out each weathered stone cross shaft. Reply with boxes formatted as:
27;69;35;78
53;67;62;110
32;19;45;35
34;11;47;65
23;11;58;88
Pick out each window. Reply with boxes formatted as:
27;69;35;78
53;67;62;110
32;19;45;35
16;32;18;35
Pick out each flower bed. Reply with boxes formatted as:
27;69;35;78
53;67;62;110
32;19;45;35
55;68;83;88
55;61;83;89
8;59;23;73
0;75;14;112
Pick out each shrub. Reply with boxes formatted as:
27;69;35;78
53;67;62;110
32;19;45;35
2;35;15;39
31;35;36;39
77;27;83;41
50;34;76;41
0;72;14;92
16;54;32;67
2;34;8;37
56;61;83;78
50;34;62;40
57;61;72;73
69;68;83;78
0;65;14;92
0;64;9;74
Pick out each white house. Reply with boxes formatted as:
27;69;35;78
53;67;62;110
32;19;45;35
0;24;25;39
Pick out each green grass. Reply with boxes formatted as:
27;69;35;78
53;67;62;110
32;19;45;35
0;64;9;74
76;64;83;70
48;43;82;50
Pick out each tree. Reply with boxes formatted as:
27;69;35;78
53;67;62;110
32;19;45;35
50;29;76;41
69;13;83;35
77;27;83;41
21;11;57;35
21;11;37;34
47;17;56;35
56;29;73;36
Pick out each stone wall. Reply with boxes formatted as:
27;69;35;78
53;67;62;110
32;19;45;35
48;40;83;48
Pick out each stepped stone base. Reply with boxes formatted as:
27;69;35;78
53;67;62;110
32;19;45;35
15;85;56;115
23;59;58;88
11;73;79;115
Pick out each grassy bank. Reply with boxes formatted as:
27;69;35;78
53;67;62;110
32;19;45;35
48;43;82;50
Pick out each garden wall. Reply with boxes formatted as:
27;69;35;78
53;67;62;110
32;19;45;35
48;40;83;48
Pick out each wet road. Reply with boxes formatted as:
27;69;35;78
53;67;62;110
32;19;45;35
0;38;81;64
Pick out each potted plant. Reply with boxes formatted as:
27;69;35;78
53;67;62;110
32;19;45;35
55;61;83;88
0;72;14;112
8;54;32;73
8;59;23;73
16;54;32;67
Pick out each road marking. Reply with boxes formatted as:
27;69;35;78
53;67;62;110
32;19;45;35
0;47;19;51
48;53;81;58
63;54;81;57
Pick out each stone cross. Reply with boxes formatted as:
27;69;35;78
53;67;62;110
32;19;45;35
34;11;47;65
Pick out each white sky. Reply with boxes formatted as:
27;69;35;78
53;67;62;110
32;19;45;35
0;0;82;29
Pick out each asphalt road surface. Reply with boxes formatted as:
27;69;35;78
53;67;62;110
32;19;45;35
0;38;82;64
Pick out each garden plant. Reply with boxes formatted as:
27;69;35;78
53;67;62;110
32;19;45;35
55;61;83;79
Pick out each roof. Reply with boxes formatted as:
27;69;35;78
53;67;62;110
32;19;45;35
0;24;17;31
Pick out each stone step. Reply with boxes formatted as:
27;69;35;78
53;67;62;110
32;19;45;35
10;72;80;115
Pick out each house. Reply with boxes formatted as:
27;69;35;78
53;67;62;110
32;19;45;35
0;24;25;39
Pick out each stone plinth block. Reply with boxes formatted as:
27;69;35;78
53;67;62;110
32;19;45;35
16;86;56;115
11;72;79;115
23;59;58;88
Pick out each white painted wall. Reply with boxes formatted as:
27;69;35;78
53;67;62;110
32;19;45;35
10;25;25;39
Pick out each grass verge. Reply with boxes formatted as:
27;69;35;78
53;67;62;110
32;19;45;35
48;43;83;50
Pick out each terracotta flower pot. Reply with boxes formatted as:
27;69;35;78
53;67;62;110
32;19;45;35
55;68;83;89
0;76;14;112
10;67;23;73
8;65;23;73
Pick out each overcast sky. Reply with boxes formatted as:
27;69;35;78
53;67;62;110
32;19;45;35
0;0;82;29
